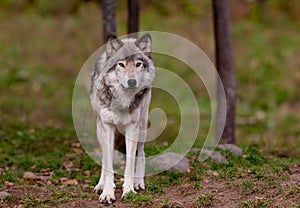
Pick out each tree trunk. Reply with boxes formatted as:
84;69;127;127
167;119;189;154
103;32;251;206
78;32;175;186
212;0;237;144
127;0;139;36
102;0;117;42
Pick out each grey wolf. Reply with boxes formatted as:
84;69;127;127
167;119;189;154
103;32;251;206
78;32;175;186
90;34;155;204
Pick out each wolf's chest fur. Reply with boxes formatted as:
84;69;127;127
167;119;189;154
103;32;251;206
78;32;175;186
98;87;149;127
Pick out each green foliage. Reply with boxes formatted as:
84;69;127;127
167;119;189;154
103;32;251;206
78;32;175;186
123;191;151;206
241;181;255;194
198;193;214;207
21;190;94;207
240;199;272;208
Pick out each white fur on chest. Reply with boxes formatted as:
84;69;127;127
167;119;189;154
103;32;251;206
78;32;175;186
92;84;141;127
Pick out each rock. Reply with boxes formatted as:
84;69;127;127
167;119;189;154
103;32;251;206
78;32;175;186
0;191;11;198
191;148;228;163
149;152;190;173
201;149;228;163
217;144;243;156
23;171;37;180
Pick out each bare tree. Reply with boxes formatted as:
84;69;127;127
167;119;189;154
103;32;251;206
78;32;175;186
127;0;139;36
212;0;237;144
101;0;117;42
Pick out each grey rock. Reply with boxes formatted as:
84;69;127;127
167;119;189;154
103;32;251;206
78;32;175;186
217;144;243;156
149;152;190;173
0;191;11;199
190;148;228;163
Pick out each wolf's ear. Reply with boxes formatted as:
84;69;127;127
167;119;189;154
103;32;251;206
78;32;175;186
136;33;152;56
106;34;123;58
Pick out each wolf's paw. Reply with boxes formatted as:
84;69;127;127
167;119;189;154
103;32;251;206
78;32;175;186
93;183;104;195
99;190;116;204
134;179;145;191
121;185;136;199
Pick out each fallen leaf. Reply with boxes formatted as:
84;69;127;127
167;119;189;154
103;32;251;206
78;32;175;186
83;170;90;176
62;179;78;186
203;179;209;183
23;171;37;180
71;148;82;154
63;161;74;169
59;177;69;183
212;171;219;177
40;168;52;173
5;181;14;187
71;142;81;148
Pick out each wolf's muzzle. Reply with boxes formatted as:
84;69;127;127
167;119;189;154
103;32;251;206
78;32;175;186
127;79;137;88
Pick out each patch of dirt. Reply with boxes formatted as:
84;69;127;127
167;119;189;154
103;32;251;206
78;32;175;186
1;165;299;208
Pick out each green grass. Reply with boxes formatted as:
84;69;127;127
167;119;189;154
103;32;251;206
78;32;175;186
123;191;152;207
0;125;299;206
21;189;95;208
241;180;255;194
0;127;100;188
198;193;214;207
240;199;272;208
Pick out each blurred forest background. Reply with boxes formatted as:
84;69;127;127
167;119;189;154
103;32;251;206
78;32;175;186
0;0;300;151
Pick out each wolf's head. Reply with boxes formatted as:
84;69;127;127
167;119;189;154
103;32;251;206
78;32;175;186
103;34;155;91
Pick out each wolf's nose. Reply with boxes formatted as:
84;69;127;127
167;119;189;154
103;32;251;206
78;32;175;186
127;79;137;88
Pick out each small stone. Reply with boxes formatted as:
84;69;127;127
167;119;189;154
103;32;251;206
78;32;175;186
149;152;190;173
192;148;228;163
217;144;243;156
17;205;25;208
202;149;228;163
23;171;37;180
0;191;11;198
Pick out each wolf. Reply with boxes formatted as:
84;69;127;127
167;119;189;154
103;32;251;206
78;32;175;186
90;33;155;204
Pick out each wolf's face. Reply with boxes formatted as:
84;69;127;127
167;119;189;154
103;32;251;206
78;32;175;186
104;34;155;92
116;55;152;89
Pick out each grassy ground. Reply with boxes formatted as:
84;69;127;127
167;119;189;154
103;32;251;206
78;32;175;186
0;127;299;207
0;0;300;207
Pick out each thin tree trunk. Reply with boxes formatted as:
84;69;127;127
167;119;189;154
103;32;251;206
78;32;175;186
127;0;139;36
102;0;117;42
212;0;237;144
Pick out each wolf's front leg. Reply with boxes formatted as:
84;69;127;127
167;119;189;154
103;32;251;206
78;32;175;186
134;97;150;191
122;124;139;198
96;120;116;204
93;167;104;194
134;141;145;191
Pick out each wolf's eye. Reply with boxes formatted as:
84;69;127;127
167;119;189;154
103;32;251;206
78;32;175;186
118;62;125;68
136;62;142;67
